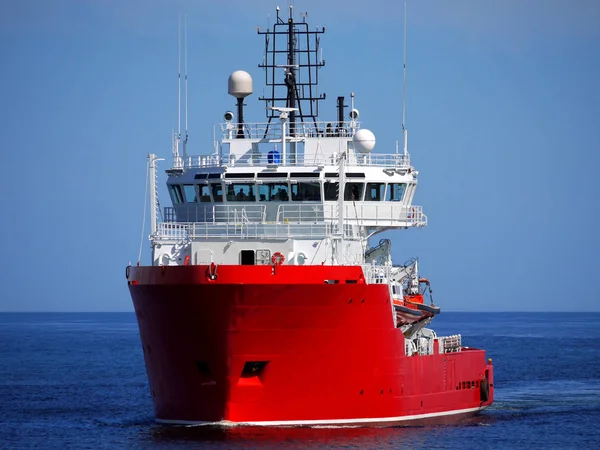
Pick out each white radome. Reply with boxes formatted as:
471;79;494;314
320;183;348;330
228;70;253;98
353;128;376;153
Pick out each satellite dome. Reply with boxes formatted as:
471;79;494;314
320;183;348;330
228;70;253;98
353;128;376;153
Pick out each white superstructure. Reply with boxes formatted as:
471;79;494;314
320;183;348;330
147;6;427;277
150;111;426;268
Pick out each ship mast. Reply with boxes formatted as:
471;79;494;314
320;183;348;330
183;14;189;161
286;6;297;138
177;15;182;160
258;6;326;128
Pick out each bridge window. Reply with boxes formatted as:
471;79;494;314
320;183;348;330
258;183;289;201
290;172;319;178
211;183;223;202
258;172;288;178
194;173;222;180
169;185;184;204
387;183;406;202
365;183;385;201
291;182;321;201
182;185;197;203
198;185;212;202
324;182;339;201
344;182;364;201
227;183;256;202
225;173;255;179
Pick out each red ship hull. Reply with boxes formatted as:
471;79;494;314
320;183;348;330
128;265;494;425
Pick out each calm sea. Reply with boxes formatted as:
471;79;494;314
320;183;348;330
0;312;598;449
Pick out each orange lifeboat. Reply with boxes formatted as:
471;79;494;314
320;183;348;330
404;278;440;315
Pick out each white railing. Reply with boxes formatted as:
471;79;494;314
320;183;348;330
164;205;266;223
220;121;361;140
213;205;266;223
154;221;336;240
165;203;427;228
325;203;427;227
439;335;462;353
275;203;427;227
182;152;410;170
276;204;325;223
179;120;410;170
362;264;392;284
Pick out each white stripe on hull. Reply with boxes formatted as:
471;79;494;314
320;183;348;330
156;405;487;427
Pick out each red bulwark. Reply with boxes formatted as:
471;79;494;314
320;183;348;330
128;265;494;425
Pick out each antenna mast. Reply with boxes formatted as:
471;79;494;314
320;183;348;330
183;14;189;161
402;1;408;156
338;151;346;265
172;17;183;169
177;15;181;143
258;6;326;124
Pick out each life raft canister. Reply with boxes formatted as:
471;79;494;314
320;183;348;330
271;252;285;265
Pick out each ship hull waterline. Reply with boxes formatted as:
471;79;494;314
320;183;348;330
128;265;494;426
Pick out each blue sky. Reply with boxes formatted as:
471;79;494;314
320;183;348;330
0;0;598;312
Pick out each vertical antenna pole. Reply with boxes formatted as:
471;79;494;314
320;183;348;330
177;15;181;142
402;1;407;131
184;13;189;161
149;154;158;236
236;98;245;138
350;92;356;135
171;127;176;167
338;152;346;264
402;1;408;155
281;114;287;162
287;5;296;134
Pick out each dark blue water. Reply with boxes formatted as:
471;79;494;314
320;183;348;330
1;312;599;449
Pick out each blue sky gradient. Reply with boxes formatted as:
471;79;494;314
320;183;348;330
1;0;598;311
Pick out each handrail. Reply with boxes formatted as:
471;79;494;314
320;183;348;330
220;120;361;140
154;222;336;240
362;264;393;284
212;204;266;223
164;203;427;227
276;204;325;223
182;152;411;170
163;205;266;223
323;203;427;227
278;203;427;226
